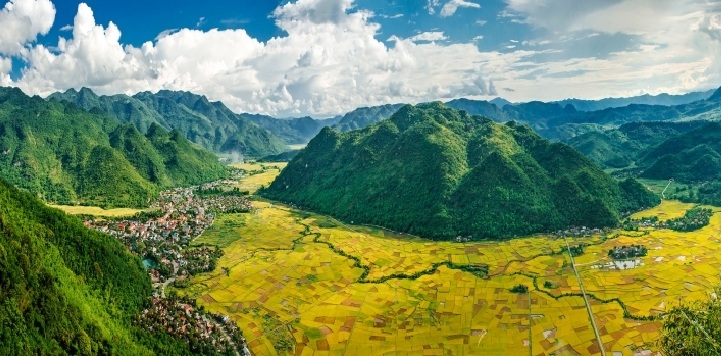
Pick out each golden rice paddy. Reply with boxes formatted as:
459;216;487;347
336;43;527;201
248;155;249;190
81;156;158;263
231;162;288;194
181;198;720;355
48;204;148;217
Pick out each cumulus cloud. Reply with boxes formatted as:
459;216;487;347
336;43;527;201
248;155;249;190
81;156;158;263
6;0;721;116
0;0;55;55
12;1;505;117
440;0;481;18
0;57;12;86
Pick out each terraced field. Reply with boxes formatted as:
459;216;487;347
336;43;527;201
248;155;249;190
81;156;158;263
178;199;721;355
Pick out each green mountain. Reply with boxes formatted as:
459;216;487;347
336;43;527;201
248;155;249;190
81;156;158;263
49;88;288;157
244;114;338;145
264;102;658;240
446;87;721;140
554;89;716;111
0;178;192;354
331;103;404;132
566;121;708;168
0;87;227;207
640;122;721;182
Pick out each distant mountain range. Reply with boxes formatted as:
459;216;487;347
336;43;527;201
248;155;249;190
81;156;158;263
566;121;709;168
48;87;721;154
49;88;288;158
553;89;716;112
640;122;721;182
324;88;721;143
1;87;227;207
264;102;658;240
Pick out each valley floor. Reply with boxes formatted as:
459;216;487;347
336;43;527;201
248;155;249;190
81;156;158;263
175;196;720;355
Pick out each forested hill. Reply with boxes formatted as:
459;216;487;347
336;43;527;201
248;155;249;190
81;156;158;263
0;87;227;207
0;179;188;354
264;102;659;240
49;88;288;157
640;122;721;182
566;121;709;168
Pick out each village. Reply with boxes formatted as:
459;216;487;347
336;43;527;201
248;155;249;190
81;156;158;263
84;178;254;280
83;174;253;355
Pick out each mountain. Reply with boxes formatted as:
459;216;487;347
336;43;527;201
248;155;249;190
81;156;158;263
640;122;721;182
331;103;404;132
489;97;512;108
243;114;337;144
49;88;288;158
264;102;658;240
0;178;193;354
554;89;716;112
442;87;721;140
445;98;508;120
1;87;227;207
566;121;709;168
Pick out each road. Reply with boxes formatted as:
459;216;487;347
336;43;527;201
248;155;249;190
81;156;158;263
564;237;607;356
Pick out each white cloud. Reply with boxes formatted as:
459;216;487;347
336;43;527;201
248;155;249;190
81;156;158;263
472;35;484;41
155;28;179;41
440;0;481;18
0;0;55;55
59;24;72;31
407;31;447;42
196;16;205;28
12;1;505;116
0;57;12;86
4;0;721;117
475;20;487;26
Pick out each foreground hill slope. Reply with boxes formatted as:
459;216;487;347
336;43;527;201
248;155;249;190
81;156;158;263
49;88;288;157
265;103;658;240
0;88;226;207
0;179;190;354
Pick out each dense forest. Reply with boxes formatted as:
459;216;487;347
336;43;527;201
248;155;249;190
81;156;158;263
0;87;227;207
566;121;709;168
49;88;288;157
264;102;659;240
640;122;721;183
0;179;196;354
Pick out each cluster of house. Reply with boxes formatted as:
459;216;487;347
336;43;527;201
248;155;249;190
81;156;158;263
135;296;246;354
85;181;253;278
554;226;604;237
85;174;252;355
608;244;648;260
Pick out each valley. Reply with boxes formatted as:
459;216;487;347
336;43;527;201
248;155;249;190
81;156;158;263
173;166;721;355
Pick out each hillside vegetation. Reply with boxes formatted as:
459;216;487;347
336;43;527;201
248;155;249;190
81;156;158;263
0;87;227;207
566;121;708;168
49;88;288;157
0;179;192;354
640;122;721;183
264;102;658;240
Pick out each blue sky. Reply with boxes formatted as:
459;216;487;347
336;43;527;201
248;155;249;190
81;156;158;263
1;0;720;117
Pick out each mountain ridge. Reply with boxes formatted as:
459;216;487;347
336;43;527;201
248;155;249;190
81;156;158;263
264;102;658;240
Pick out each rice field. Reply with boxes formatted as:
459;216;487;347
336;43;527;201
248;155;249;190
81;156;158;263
177;199;721;355
48;204;148;217
231;162;287;194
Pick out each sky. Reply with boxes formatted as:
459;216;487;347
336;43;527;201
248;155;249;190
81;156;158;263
0;0;720;117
